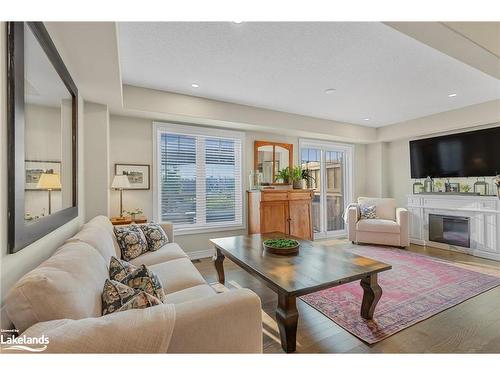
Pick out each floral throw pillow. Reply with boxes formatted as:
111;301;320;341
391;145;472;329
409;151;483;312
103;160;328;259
109;256;137;283
124;265;167;303
360;205;377;219
102;279;161;315
114;225;148;261
138;223;169;251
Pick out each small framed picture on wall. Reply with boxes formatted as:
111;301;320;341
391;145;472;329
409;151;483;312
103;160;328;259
115;163;150;190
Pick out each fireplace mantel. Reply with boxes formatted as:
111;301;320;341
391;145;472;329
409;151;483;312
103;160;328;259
407;194;500;261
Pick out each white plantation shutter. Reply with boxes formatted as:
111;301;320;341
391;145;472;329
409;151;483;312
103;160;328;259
155;123;243;231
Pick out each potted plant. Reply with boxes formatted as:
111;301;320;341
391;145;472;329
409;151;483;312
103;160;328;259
275;167;291;184
291;166;304;189
123;208;143;222
460;184;471;193
302;168;315;189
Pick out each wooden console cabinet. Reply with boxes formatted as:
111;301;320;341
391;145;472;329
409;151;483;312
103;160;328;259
247;189;314;240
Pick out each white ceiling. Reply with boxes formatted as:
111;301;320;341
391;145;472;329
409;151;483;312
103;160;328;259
118;22;500;127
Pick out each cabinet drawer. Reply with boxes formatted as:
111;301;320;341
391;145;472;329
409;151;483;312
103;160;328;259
261;192;288;201
288;192;312;200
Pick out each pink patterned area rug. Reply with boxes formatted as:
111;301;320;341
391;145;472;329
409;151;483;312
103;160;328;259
300;246;500;344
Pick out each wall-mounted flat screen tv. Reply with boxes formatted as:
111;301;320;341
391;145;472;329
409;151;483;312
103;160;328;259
410;126;500;178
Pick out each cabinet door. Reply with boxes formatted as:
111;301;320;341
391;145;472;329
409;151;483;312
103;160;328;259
260;201;288;234
288;199;312;240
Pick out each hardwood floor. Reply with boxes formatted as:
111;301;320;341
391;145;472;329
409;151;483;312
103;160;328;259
193;240;500;353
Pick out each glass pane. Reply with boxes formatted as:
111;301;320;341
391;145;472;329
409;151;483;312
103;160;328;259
205;138;236;223
325;150;344;231
160;134;197;224
300;148;321;234
274;145;289;180
257;145;274;183
24;24;73;223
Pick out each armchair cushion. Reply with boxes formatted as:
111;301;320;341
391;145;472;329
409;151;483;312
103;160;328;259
357;219;400;234
129;243;188;267
358;197;397;221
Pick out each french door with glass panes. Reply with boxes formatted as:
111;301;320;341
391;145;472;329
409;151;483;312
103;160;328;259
299;139;353;239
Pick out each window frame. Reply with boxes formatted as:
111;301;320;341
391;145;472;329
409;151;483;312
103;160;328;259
153;122;245;235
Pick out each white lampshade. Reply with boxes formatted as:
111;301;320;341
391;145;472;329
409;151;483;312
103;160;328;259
37;173;62;190
111;175;131;189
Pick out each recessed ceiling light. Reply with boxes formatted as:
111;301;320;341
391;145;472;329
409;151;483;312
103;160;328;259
191;83;199;88
324;88;336;94
448;93;457;97
363;118;370;121
233;21;243;24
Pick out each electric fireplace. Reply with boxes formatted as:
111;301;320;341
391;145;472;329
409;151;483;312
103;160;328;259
428;214;470;248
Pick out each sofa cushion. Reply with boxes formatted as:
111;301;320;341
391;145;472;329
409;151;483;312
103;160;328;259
138;223;169;251
124;265;167;303
114;225;149;261
5;242;108;333
165;285;216;305
86;215;121;257
101;279;161;315
109;256;137;283
358;197;397;221
148;258;207;294
66;223;117;262
129;243;188;267
357;218;401;234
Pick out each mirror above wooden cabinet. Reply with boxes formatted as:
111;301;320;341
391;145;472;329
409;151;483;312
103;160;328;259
254;141;293;185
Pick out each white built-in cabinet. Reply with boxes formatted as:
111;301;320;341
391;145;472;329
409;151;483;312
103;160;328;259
407;194;500;261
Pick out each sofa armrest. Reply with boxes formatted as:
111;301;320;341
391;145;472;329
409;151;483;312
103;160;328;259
168;288;262;353
19;303;176;353
347;206;359;241
160;222;174;243
396;208;409;247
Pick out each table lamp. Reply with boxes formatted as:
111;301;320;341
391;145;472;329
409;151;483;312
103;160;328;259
37;173;62;214
111;175;131;218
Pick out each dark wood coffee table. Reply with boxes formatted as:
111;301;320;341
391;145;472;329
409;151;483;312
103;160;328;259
210;232;392;353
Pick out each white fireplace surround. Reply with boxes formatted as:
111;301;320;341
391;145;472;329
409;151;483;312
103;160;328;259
407;194;500;261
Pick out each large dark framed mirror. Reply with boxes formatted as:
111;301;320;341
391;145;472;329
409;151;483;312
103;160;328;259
7;22;78;253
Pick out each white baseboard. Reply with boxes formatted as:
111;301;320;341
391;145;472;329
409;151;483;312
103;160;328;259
188;249;214;260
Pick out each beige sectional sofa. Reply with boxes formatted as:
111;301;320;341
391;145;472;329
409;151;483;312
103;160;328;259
4;216;263;353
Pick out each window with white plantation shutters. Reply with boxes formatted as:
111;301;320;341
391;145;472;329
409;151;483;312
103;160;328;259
155;123;243;233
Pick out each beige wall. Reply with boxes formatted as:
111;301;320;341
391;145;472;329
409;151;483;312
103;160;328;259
109;114;367;253
84;101;110;221
0;23;85;306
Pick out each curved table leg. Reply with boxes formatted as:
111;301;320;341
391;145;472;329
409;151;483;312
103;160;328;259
213;247;226;284
360;273;382;319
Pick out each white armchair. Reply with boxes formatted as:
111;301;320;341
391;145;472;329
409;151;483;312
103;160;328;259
348;197;409;248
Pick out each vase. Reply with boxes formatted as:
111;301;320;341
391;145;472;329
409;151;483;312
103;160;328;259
293;180;305;189
131;214;136;223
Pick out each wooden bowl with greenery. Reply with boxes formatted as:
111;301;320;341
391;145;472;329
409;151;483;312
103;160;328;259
263;238;300;255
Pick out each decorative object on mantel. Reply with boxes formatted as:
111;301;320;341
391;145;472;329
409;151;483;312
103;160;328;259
433;179;444;192
115;163;150;190
111;175;131;218
474;177;489;196
495;175;500;199
460;183;471;193
448;182;460;193
123;208;144;223
424;176;433;193
412;180;423;194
